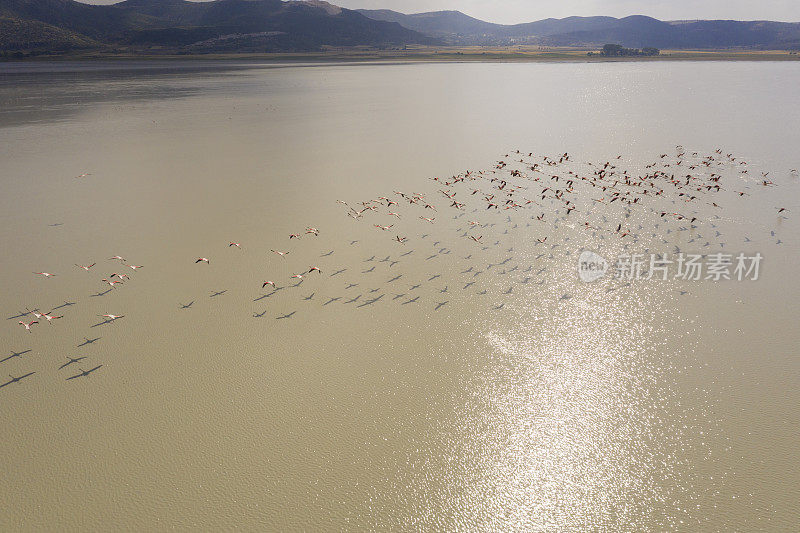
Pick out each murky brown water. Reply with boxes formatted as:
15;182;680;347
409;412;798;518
1;60;798;531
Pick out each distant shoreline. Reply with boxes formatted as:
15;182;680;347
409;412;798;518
3;47;800;63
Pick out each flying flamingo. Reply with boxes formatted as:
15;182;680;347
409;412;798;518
375;224;393;231
101;278;123;287
229;242;242;248
290;273;304;280
109;255;126;262
262;281;276;289
127;265;143;270
307;266;322;274
18;320;38;332
33;272;55;277
271;250;289;257
99;314;124;321
42;313;63;324
195;257;210;264
75;263;96;271
289;233;301;239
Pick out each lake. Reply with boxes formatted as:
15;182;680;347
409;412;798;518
0;60;798;530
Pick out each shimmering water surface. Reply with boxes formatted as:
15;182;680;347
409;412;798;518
0;60;798;531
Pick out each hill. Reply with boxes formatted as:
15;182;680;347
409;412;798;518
357;9;800;49
0;0;438;54
0;16;98;51
354;9;502;37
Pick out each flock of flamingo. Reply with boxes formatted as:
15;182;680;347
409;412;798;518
3;146;794;389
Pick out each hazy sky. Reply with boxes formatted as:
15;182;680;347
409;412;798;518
76;1;800;24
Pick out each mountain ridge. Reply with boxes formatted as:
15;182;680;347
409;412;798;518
0;0;438;53
2;1;800;54
357;8;800;49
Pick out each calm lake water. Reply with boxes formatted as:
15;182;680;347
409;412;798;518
0;60;798;531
